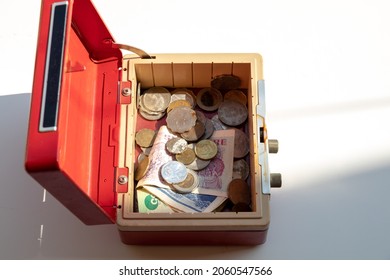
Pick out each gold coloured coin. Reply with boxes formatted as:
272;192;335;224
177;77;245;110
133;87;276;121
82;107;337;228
135;128;156;148
172;169;199;193
185;143;211;170
180;121;205;142
166;107;197;133
228;178;251;205
224;89;247;105
218;100;248;126
171;88;196;108
142;87;171;112
167;99;192;113
196;87;223;111
175;148;196;165
134;155;150;181
194;139;218;160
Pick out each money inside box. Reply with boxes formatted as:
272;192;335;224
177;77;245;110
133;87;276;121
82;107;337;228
116;54;270;233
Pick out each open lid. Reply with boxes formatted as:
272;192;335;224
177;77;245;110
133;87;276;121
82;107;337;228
25;0;124;224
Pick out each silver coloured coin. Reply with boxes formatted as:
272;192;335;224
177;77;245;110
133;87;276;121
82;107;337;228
233;128;250;158
166;137;188;154
210;115;229;131
195;110;207;125
166;107;197;133
232;159;250;180
161;161;188;184
218;100;248;126
142;87;171;112
200;118;215;140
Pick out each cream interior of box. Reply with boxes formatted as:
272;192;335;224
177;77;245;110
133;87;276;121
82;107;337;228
117;54;268;230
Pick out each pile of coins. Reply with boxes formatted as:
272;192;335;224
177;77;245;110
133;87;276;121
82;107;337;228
135;75;253;211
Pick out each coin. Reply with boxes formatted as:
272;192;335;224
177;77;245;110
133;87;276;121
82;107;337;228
200;118;215;140
140;146;152;155
139;108;166;121
211;75;241;91
142;87;171;112
161;161;188;184
218;100;248;126
166;107;197;133
210;115;229;131
166;137;188;154
167;99;192;113
224;89;247;105
137;152;146;164
194;139;218;160
185;144;211;170
135;128;156;148
175;147;196;165
232;159;250;180
171;88;196;108
232;202;251;212
196;87;223;111
228;178;251;205
180;121;205;142
233;128;249;158
134;155;150;181
172;169;199;193
195;110;207;125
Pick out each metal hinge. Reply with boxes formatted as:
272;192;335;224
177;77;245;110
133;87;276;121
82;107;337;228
119;81;132;104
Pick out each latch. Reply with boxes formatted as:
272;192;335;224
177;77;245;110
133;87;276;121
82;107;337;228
256;80;282;194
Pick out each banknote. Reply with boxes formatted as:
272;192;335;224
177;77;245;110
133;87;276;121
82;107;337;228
136;188;174;213
142;185;226;213
137;126;235;197
193;129;235;197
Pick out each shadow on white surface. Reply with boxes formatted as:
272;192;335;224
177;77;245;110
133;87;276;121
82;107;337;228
1;94;389;260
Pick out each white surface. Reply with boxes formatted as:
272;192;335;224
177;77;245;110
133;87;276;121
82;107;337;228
1;0;390;259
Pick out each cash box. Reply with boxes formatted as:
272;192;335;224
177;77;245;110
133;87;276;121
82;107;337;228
25;0;281;245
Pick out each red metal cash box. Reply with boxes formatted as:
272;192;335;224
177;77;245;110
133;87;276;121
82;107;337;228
25;0;281;245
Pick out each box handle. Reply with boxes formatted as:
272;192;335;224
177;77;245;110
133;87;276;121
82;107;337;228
111;42;155;59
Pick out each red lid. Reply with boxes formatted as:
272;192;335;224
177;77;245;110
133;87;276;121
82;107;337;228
25;0;122;224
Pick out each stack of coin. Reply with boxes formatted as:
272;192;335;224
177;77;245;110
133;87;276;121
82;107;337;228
139;87;171;120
